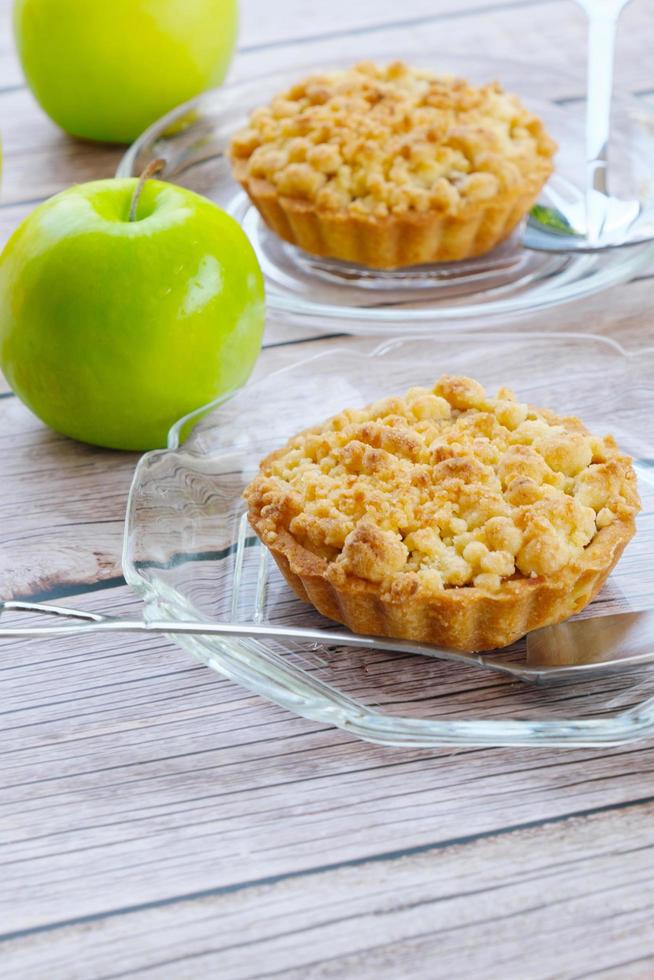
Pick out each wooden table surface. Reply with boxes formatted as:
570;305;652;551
2;1;654;977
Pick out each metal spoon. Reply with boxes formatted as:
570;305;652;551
2;599;653;685
522;0;652;254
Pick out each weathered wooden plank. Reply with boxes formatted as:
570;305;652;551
238;0;558;53
1;587;654;938
2;790;654;978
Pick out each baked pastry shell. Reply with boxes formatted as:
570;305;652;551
246;506;637;653
232;158;551;269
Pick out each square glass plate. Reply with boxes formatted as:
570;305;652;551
124;334;654;747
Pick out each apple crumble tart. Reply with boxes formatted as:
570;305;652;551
244;375;639;651
229;61;556;268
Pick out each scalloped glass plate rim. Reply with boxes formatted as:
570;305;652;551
121;331;654;748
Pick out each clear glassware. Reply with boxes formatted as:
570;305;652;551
123;333;654;748
117;50;654;335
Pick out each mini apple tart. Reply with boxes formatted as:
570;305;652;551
244;376;639;652
229;61;556;269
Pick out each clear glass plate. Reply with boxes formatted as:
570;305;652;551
123;333;654;748
117;52;654;335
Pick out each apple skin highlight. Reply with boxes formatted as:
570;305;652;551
13;0;238;143
0;178;265;450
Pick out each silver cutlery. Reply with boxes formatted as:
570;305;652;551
2;598;652;685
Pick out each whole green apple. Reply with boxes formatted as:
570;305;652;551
0;177;265;450
13;0;238;143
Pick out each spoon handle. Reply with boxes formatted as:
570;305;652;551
0;598;495;672
576;0;632;239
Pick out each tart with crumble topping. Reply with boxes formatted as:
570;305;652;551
229;61;556;269
244;375;640;652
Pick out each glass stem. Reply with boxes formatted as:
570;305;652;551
577;0;632;241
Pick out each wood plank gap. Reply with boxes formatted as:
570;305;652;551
0;194;49;211
11;575;128;604
262;332;346;350
569;952;654;980
556;85;654;106
237;0;557;54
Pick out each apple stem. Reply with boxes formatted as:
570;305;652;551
128;158;166;222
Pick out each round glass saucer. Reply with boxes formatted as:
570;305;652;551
118;54;654;334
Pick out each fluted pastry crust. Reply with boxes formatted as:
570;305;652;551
230;61;556;268
244;376;639;652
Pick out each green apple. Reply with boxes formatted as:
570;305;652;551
0;176;265;450
13;0;238;143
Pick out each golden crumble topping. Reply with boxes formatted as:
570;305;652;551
230;61;556;217
245;376;639;599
